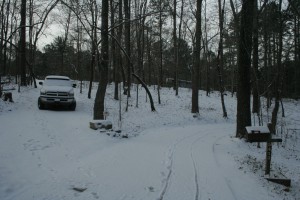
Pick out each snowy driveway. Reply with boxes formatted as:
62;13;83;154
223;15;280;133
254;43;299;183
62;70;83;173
0;119;274;199
0;87;283;200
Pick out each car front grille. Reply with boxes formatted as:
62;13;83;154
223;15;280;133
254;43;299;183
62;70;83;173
46;92;69;97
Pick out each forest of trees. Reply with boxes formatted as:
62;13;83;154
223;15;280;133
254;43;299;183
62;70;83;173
0;0;299;136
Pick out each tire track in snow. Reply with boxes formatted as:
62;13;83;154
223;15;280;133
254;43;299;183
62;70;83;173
158;131;210;200
190;132;223;200
191;155;200;200
157;136;185;200
182;127;238;200
157;153;173;200
190;134;210;200
191;132;224;200
157;132;197;200
212;135;238;200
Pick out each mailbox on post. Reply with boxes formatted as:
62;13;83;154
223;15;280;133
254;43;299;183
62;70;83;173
244;126;289;186
245;126;271;142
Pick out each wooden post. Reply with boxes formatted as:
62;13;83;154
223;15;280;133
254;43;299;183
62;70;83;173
265;123;273;175
245;126;290;186
0;74;2;97
265;141;272;175
245;125;282;175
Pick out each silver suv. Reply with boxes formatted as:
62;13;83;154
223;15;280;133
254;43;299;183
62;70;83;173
38;75;76;110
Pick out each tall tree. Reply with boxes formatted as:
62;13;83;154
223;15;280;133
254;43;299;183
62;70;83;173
251;0;260;115
111;0;118;100
289;0;300;96
0;0;9;96
172;0;178;95
116;0;124;96
124;0;131;99
94;0;109;120
88;0;98;99
228;0;239;97
191;0;202;113
75;0;83;93
270;0;283;133
134;0;148;107
0;0;5;77
203;0;210;96
252;0;267;121
1;0;11;76
236;0;255;137
146;26;153;85
149;0;169;104
20;0;27;86
28;0;59;88
217;0;227;118
158;0;162;104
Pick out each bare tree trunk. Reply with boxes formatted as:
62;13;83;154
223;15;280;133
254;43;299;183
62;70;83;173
263;6;271;109
60;9;71;75
94;0;109;120
28;0;37;88
292;3;300;97
270;0;283;134
0;0;5;78
252;0;260;115
236;0;255;137
229;0;238;27
20;0;27;86
191;0;202;114
0;1;4;94
135;0;147;107
158;0;163;104
111;0;118;100
124;0;131;99
30;0;59;88
88;45;95;99
3;0;11;76
177;0;184;95
147;28;152;85
75;0;82;93
204;0;210;97
117;0;124;95
229;0;239;98
173;0;178;95
217;0;227;118
88;0;98;99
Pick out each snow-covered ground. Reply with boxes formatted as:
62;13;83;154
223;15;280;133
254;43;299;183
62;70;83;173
0;82;299;200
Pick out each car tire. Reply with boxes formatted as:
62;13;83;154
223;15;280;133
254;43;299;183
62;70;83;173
38;98;45;110
69;102;76;111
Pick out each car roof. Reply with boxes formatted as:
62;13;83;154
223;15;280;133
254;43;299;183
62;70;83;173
45;75;70;80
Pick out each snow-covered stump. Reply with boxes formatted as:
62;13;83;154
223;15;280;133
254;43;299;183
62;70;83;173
89;120;112;130
2;92;13;102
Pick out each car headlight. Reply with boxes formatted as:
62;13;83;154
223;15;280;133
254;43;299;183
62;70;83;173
69;92;74;97
40;89;46;95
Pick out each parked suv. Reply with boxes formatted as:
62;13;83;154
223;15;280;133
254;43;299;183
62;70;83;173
38;75;76;110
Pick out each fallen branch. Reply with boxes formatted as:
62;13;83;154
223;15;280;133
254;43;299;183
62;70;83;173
132;73;156;111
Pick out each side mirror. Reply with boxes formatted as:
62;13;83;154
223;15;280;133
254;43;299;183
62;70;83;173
72;83;77;88
39;81;43;85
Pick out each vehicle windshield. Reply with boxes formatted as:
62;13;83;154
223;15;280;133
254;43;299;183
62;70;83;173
44;78;72;87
